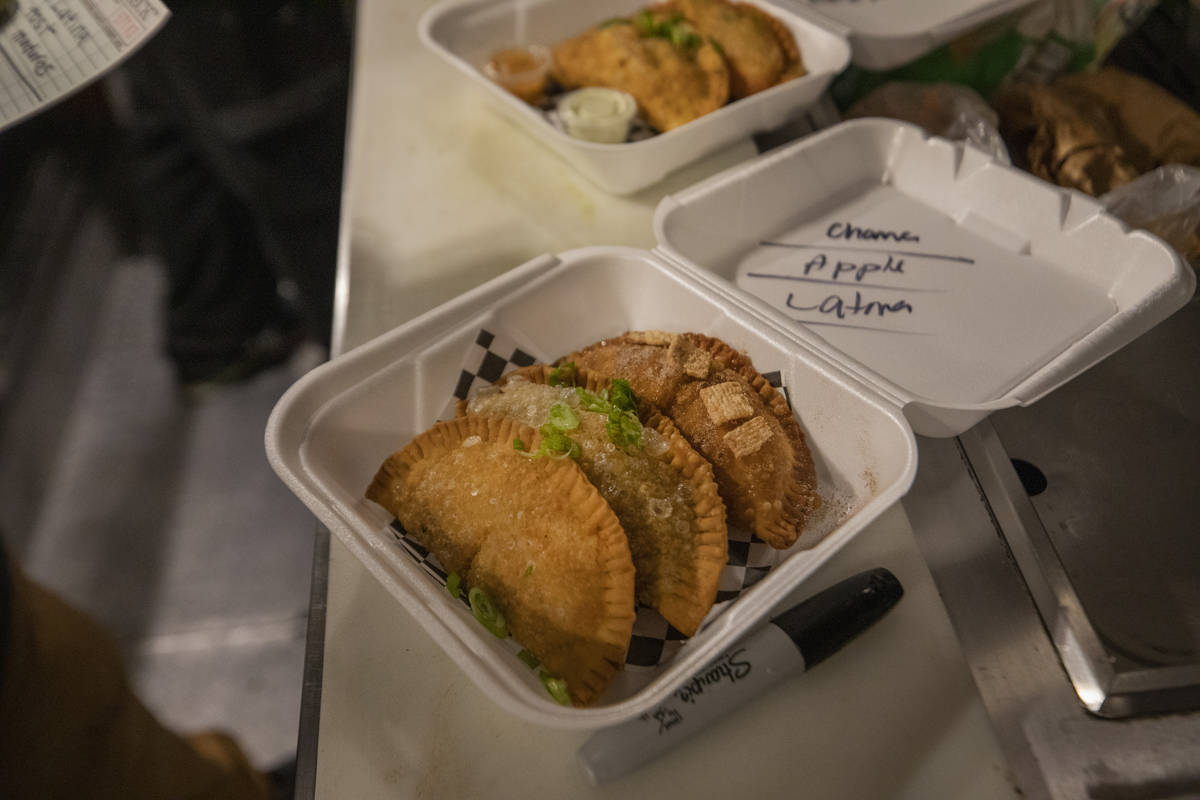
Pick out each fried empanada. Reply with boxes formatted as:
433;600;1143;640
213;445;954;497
461;365;727;636
551;20;729;132
565;332;819;549
553;330;695;412
667;0;802;98
365;415;636;706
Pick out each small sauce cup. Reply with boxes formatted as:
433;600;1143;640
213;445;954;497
483;44;552;105
557;88;639;144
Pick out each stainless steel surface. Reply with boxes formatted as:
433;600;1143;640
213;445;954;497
987;294;1200;716
295;526;329;800
903;269;1200;800
906;432;1200;800
958;423;1117;716
902;435;1060;800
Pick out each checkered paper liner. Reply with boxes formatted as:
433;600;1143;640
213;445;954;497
386;328;794;679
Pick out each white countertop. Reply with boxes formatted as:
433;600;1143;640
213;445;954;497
313;2;1020;796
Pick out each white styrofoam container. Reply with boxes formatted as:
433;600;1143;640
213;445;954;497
655;119;1196;436
266;246;918;729
792;0;1040;71
418;0;851;195
265;120;1194;730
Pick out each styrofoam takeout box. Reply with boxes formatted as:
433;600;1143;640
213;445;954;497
418;0;852;195
265;120;1194;729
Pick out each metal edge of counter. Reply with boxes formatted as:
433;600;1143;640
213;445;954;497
295;1;357;795
294;526;331;800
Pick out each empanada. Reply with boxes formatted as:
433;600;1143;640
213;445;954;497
666;0;802;98
461;365;727;636
565;331;819;549
365;415;636;706
551;19;729;131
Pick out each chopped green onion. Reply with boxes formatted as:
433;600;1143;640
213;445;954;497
548;361;577;387
524;563;534;577
513;437;526;451
547;402;579;431
538;424;581;460
633;8;656;35
575;385;643;449
632;9;700;49
708;36;725;56
517;425;581;461
597;16;631;28
669;24;700;49
517;649;540;669
606;412;643;449
608;379;638;414
575;386;607;414
446;572;462;599
539;671;571;705
468;586;509;638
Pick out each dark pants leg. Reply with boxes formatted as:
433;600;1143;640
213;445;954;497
125;1;350;380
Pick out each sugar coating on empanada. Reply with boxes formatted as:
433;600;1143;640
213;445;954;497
462;364;727;636
559;332;698;412
365;415;636;706
644;410;728;633
565;332;819;549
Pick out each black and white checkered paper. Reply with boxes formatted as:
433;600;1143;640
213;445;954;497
388;328;791;673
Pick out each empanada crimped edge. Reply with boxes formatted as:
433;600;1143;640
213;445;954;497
646;410;728;635
365;415;636;706
686;334;821;547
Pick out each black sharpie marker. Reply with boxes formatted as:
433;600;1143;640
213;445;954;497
578;567;904;785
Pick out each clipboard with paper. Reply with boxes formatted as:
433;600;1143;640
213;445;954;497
0;0;168;132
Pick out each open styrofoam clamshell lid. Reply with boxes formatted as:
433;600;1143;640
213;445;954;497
265;242;919;729
653;119;1197;437
787;0;1041;71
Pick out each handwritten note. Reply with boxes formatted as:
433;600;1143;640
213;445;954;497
0;0;169;131
739;220;978;335
726;182;1119;404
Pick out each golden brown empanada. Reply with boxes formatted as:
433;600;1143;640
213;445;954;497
565;331;819;549
666;0;801;98
461;365;727;636
551;19;729;132
365;415;636;706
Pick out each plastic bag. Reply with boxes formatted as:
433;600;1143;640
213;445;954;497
845;82;1010;164
829;0;1160;109
1101;166;1200;268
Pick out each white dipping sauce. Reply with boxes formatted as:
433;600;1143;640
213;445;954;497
558;88;638;144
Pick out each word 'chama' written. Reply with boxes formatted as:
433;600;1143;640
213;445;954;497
825;221;919;243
